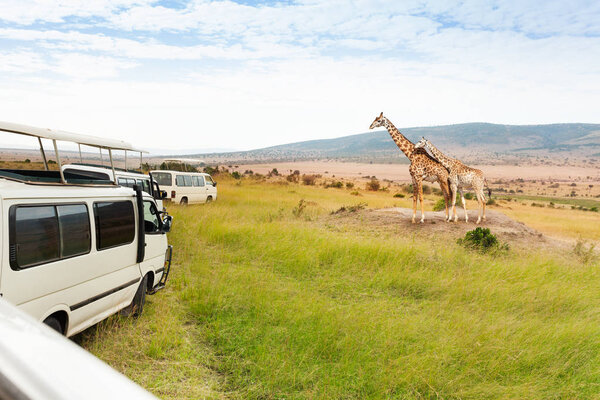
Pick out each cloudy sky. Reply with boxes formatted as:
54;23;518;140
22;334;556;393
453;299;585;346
0;0;599;153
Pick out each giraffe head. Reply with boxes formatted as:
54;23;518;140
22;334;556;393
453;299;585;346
369;112;388;130
414;137;428;149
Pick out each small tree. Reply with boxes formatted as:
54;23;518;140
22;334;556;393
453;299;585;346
366;178;380;191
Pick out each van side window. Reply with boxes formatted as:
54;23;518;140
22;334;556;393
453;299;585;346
11;206;60;268
9;204;91;269
93;201;135;250
138;179;151;194
176;175;185;186
58;204;91;258
205;175;214;185
183;175;193;187
192;176;205;187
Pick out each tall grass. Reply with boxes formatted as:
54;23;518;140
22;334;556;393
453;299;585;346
82;178;600;399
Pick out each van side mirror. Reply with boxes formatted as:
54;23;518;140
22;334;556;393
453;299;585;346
213;181;217;187
161;215;173;233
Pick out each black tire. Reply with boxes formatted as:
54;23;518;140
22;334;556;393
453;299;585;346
206;196;213;203
121;275;148;318
180;197;188;205
43;316;63;334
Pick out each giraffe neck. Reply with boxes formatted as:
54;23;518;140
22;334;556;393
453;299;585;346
425;142;454;169
382;119;414;158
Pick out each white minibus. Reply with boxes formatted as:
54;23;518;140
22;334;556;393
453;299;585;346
150;170;217;204
0;121;174;336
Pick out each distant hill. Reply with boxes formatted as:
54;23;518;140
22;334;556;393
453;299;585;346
183;123;600;164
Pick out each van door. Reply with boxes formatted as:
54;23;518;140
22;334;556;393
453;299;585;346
139;200;167;286
192;176;208;203
204;175;217;200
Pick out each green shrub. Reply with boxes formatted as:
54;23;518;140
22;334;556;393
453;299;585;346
432;198;446;211
486;198;496;205
464;192;474;200
331;202;367;214
292;199;306;217
345;182;354;189
231;171;241;179
393;193;405;198
458;227;508;253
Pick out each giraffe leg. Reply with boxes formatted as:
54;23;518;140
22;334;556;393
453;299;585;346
460;190;468;223
412;180;418;224
451;183;458;223
439;178;450;222
419;182;425;223
481;187;487;221
475;192;484;224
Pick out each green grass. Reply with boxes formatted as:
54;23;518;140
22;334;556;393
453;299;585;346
500;194;600;209
81;177;600;399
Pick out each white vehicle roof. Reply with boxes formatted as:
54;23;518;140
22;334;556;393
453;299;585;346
0;297;157;400
0;121;147;152
0;179;138;201
150;170;212;176
62;164;151;181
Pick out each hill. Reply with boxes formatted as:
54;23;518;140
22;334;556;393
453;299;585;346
186;123;600;164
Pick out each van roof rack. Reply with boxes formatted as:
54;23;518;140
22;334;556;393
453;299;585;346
0;121;147;185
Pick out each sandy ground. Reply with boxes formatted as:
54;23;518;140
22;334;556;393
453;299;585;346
327;207;571;250
234;161;600;183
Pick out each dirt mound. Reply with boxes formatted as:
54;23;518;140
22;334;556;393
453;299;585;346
327;207;561;248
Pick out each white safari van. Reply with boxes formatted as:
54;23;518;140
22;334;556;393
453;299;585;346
0;121;173;336
150;170;217;204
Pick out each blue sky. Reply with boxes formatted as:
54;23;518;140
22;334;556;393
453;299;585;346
0;0;599;152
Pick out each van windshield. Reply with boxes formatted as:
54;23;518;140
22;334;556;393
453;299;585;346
153;172;172;186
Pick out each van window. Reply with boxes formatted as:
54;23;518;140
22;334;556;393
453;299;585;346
175;175;185;186
205;175;214;185
9;203;91;269
11;206;60;268
183;175;193;187
192;176;205;187
143;201;160;233
93;201;135;250
117;177;129;187
58;204;91;258
137;179;151;195
153;172;172;186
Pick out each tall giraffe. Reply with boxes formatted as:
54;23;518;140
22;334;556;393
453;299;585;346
415;137;487;224
369;112;451;223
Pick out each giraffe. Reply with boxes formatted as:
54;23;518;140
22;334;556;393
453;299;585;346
414;137;487;224
369;112;451;223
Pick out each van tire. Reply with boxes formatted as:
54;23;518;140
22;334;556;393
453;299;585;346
121;275;148;318
180;197;188;205
43;316;63;334
206;196;213;203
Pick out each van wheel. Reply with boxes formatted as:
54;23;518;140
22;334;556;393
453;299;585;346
180;197;188;205
121;275;148;318
206;196;213;203
43;316;63;334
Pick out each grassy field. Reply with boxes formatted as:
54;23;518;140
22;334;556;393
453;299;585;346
79;177;600;399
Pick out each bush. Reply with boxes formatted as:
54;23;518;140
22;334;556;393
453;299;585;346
464;192;474;200
422;185;432;195
302;174;317;185
573;238;597;264
486;198;496;205
331;202;367;214
325;181;343;189
203;166;218;175
345;182;354;189
393;193;405;198
24;159;31;163
286;174;299;183
231;171;241;179
292;199;306;217
458;227;508;253
366;178;380;191
432;198;446;211
350;191;361;196
269;168;279;176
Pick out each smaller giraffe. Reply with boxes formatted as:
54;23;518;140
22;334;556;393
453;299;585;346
415;137;487;224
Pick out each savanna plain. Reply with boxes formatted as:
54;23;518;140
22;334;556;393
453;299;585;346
76;172;600;399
